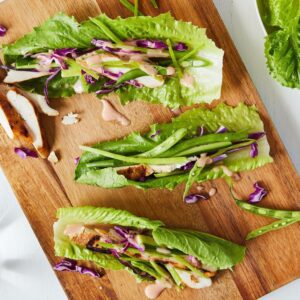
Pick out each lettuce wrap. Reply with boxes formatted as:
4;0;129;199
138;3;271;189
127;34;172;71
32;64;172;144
54;206;245;296
75;103;273;198
1;13;223;108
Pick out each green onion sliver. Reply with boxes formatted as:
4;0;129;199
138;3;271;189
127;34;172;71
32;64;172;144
178;44;203;63
175;141;232;157
119;0;144;16
166;39;182;77
89;18;122;44
165;264;182;287
86;160;116;168
80;145;188;165
150;0;158;8
116;68;147;84
139;128;187;157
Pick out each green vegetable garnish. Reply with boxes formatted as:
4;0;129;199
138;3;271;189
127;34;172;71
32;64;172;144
79;145;189;165
134;0;139;16
150;0;158;9
119;0;144;16
257;0;300;88
166;39;182;77
246;217;300;240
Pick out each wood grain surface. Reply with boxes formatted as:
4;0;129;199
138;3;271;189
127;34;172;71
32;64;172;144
0;0;299;299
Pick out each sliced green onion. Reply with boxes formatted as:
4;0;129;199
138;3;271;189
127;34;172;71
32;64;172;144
89;18;122;44
172;255;206;278
116;68;147;84
150;0;158;8
80;145;188;165
183;165;204;200
166;39;182;77
158;132;248;157
178;44;203;63
86;160;116;168
139;128;187;157
150;261;170;279
131;261;161;279
246;217;300;240
119;0;144;16
154;170;185;178
175;141;232;157
134;0;138;16
165;265;182;287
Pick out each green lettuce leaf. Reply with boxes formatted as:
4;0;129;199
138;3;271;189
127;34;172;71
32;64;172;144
75;103;273;189
152;228;246;269
258;0;300;88
54;206;163;271
2;13;223;106
56;206;164;229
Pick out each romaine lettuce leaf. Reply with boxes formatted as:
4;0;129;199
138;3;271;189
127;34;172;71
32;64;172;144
56;206;164;229
259;0;300;88
75;103;273;189
2;13;224;106
152;228;246;269
54;206;163;271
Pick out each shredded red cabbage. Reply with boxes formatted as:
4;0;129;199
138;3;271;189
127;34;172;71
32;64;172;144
0;25;7;37
180;161;195;171
215;125;228;134
74;157;80;165
184;193;209;204
248;182;267;203
250;142;258;158
174;42;188;51
53;48;77;58
212;153;228;163
91;39;141;55
150;130;161;138
14;147;38;159
53;259;103;278
135;39;168;49
197;126;206;136
248;132;265;140
114;226;145;252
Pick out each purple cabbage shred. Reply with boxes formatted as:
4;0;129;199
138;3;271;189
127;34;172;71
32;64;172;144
248;132;265;140
150;130;161;138
53;259;103;278
14;147;38;159
250;142;258;158
0;25;7;37
184;193;209;204
174;42;188;51
215;125;228;134
248;182;267;203
136;39;168;49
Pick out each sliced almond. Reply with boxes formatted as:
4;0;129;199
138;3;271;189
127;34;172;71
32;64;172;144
6;89;49;158
0;89;32;143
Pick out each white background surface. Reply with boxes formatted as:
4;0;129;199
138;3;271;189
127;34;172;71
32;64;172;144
0;1;299;299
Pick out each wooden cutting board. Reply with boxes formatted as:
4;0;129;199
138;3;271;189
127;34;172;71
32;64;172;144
0;0;299;299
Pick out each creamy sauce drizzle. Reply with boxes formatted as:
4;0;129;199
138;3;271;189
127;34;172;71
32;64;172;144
208;187;217;197
180;72;195;88
101;99;130;126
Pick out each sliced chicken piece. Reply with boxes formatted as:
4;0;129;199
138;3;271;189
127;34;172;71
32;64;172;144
4;69;50;83
175;269;212;289
136;75;164;88
116;164;153;180
6;89;49;158
22;91;59;116
0;93;32;143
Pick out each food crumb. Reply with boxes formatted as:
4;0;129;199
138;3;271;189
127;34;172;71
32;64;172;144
196;185;204;191
99;286;103;290
48;151;59;164
208;187;217;197
62;112;79;125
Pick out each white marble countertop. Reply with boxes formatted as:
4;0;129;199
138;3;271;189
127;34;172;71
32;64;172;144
0;1;299;299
